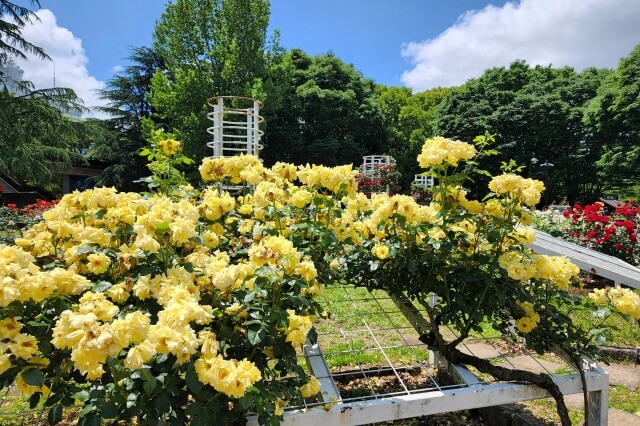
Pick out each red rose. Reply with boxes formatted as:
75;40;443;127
563;210;571;218
603;233;611;241
627;247;634;253
615;243;623;250
587;230;597;239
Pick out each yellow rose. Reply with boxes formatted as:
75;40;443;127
159;138;180;155
300;376;322;398
86;253;111;275
371;243;390;260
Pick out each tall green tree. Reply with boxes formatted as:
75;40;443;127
433;61;607;204
94;46;164;190
375;85;450;189
0;0;109;190
150;0;270;164
260;49;386;167
585;44;640;198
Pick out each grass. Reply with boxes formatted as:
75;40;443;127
517;398;585;425
518;384;640;425
609;385;640;414
0;387;47;426
569;305;640;347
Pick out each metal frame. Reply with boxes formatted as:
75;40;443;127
246;286;609;425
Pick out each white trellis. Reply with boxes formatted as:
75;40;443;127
414;174;434;189
361;155;393;179
206;95;264;158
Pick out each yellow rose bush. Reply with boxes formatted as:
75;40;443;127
323;135;637;426
1;133;638;426
0;155;348;424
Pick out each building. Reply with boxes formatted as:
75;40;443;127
0;58;25;94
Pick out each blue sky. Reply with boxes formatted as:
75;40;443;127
7;0;640;114
25;0;508;85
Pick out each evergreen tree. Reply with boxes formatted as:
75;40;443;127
94;47;164;189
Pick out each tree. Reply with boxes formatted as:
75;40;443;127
260;49;386;167
375;85;451;190
0;0;108;190
150;0;270;165
433;61;607;204
585;44;640;198
94;47;164;190
0;0;47;63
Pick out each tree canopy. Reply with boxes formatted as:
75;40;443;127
150;0;270;165
0;0;109;191
585;44;640;198
93;47;164;190
260;49;386;166
433;61;608;204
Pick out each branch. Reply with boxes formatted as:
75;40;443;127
422;305;572;426
443;344;572;426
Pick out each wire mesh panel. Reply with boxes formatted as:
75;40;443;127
206;96;264;159
246;285;609;426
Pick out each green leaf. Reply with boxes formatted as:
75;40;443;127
190;414;211;426
72;390;90;402
143;375;157;395
78;404;97;417
29;392;41;409
185;401;205;417
78;411;102;426
76;245;95;255
247;326;267;346
91;281;112;292
154;392;171;413
155;222;170;236
93;209;107;220
21;368;44;387
48;405;63;425
101;401;118;419
185;364;203;394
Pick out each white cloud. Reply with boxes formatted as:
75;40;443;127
401;0;640;91
6;9;107;117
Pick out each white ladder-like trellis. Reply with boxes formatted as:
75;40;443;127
206;95;264;159
361;155;393;179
